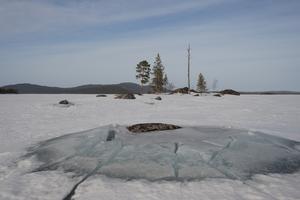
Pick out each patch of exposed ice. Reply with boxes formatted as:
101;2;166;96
25;125;300;182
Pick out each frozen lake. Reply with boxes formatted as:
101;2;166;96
0;94;300;199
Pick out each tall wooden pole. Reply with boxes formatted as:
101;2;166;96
187;44;191;92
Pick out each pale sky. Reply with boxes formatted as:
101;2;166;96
0;0;300;91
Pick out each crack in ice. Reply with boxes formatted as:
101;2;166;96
173;142;179;178
208;136;236;163
63;139;124;200
20;125;300;199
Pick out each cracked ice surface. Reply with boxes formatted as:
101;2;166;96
26;125;300;181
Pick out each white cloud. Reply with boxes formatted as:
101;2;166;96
1;10;299;90
1;0;300;90
0;0;228;37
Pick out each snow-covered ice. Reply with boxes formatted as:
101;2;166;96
0;94;300;199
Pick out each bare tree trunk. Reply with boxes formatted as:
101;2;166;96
141;83;143;94
187;44;191;93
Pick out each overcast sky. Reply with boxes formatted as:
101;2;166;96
0;0;300;91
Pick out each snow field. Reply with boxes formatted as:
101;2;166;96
0;94;300;199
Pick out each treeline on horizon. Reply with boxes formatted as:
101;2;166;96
0;87;18;94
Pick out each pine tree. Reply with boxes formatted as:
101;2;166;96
151;54;165;93
136;60;151;93
197;73;207;93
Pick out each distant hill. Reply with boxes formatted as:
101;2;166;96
208;90;300;95
2;83;152;94
239;91;300;95
4;83;298;95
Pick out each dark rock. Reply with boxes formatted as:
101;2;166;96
96;94;107;97
137;93;143;96
155;96;162;100
194;94;200;96
127;123;181;133
59;100;70;105
172;87;189;94
115;94;136;99
190;89;198;93
220;89;240;96
214;94;222;97
172;87;198;94
0;88;18;94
